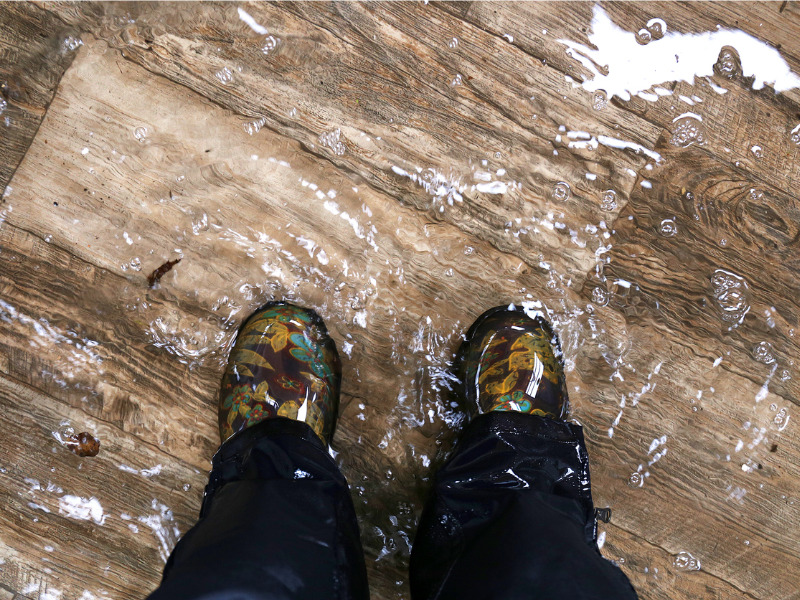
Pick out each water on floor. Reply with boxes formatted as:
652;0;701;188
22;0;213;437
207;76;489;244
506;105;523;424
0;3;798;599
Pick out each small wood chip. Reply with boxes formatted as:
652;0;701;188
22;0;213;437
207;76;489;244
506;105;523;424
147;258;181;288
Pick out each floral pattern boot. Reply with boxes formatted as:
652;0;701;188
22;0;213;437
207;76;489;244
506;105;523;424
458;305;569;419
218;302;341;446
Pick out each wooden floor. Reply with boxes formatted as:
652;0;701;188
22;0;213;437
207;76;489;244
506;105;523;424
1;2;799;599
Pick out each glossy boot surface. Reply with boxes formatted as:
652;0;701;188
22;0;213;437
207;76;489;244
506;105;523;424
218;302;341;445
458;305;569;419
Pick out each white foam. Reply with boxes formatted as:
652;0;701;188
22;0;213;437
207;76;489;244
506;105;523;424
559;6;800;101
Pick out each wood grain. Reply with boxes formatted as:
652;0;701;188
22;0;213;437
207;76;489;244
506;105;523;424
0;3;77;191
2;2;800;599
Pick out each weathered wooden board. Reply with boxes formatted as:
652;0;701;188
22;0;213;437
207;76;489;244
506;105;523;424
1;2;799;600
0;3;78;192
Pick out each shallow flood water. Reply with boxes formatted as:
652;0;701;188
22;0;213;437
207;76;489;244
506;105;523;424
0;3;799;599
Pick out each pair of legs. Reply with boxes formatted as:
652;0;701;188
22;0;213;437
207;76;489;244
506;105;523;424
148;303;638;599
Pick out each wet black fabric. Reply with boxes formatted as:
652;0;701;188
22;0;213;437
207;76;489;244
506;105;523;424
410;412;638;600
149;413;636;600
147;417;369;600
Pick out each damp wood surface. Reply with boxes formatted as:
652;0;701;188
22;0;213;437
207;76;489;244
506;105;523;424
0;2;799;599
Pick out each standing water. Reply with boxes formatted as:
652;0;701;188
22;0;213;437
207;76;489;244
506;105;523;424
0;3;798;599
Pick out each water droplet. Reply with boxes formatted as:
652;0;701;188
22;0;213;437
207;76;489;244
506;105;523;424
448;37;459;49
261;35;279;54
464;246;474;255
752;342;775;364
635;28;652;45
129;257;142;272
319;128;346;156
215;67;233;84
0;98;6;116
182;483;192;492
750;145;763;159
646;18;667;40
714;46;742;79
133;126;148;142
673;551;701;571
671;115;706;148
659;218;677;237
628;472;644;487
451;73;463;87
592;286;610;306
552;181;571;201
592;90;608;111
601;190;618;211
710;269;751;328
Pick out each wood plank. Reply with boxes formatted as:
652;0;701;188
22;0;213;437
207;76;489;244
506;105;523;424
40;0;664;278
0;373;208;599
0;3;77;192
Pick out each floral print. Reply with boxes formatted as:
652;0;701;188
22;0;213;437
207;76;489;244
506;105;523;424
460;307;568;419
218;302;341;445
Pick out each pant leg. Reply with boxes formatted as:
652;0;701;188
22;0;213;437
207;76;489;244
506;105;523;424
148;417;369;600
409;412;637;600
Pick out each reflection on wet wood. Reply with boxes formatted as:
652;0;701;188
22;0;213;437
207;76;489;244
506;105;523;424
1;2;799;599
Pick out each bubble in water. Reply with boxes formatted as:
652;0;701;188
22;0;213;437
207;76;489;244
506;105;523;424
592;286;610;306
773;407;789;431
451;73;463;87
319;128;346;156
552;181;571;201
710;269;750;327
592;90;608;111
192;212;209;235
0;98;6;116
659;218;677;237
671;115;706;148
752;342;775;364
182;483;192;492
243;117;267;136
750;145;763;159
791;124;800;145
635;28;652;45
646;18;667;40
133;126;148;142
673;551;701;571
714;46;742;79
62;35;83;52
448;37;459;49
601;189;618;211
129;257;142;272
261;35;279;54
215;67;233;84
628;472;644;487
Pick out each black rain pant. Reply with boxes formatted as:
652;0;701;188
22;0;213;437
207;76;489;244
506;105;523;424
148;413;637;600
